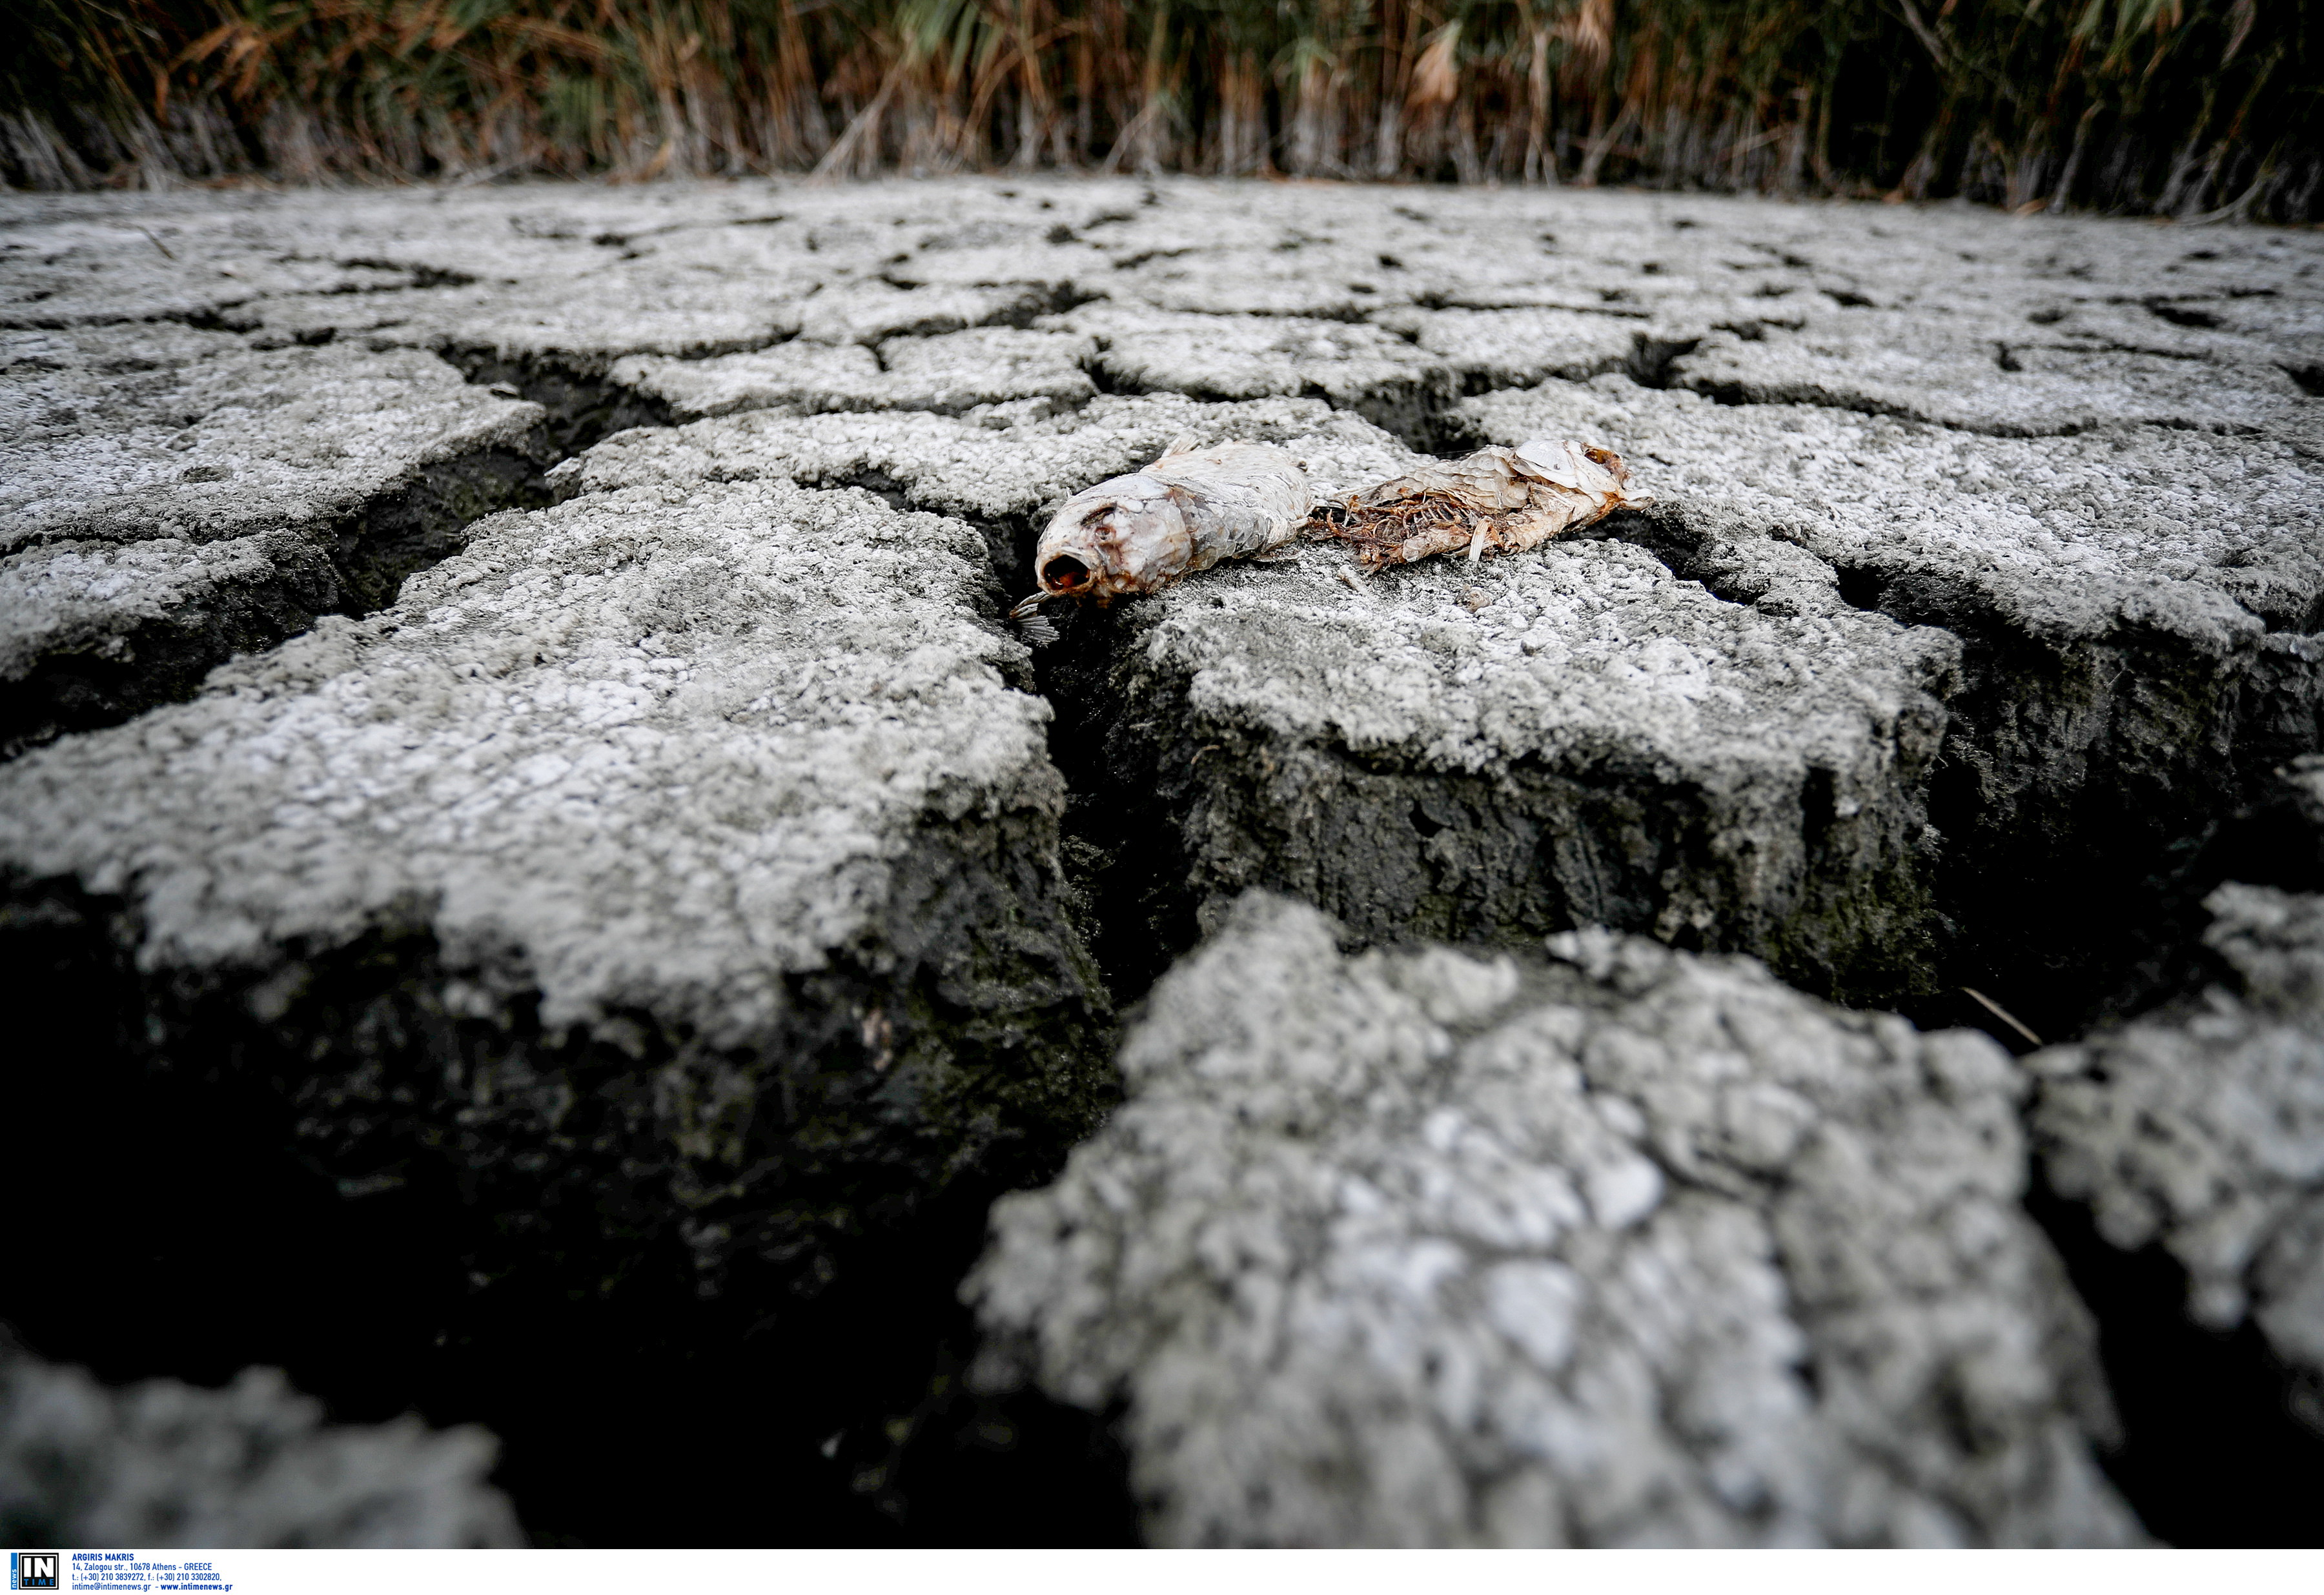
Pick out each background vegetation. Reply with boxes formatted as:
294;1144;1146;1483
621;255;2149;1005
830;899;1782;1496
3;0;2317;219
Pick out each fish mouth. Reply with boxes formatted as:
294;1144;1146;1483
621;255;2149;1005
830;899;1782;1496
1042;553;1092;593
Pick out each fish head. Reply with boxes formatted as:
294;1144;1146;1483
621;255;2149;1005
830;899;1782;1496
1034;473;1196;602
1511;438;1644;507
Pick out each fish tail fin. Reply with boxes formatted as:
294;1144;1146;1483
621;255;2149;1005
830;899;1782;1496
1010;589;1064;645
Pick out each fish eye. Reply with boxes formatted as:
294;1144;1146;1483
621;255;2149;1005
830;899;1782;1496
1043;554;1090;589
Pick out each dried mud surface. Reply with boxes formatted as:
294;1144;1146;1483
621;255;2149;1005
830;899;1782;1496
1;178;2319;1547
972;894;2139;1547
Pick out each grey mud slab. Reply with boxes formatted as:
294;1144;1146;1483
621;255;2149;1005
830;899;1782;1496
968;893;2140;1547
0;1336;519;1548
0;466;1110;1305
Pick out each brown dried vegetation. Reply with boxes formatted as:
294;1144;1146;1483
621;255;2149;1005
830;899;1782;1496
3;0;2318;219
1312;440;1643;571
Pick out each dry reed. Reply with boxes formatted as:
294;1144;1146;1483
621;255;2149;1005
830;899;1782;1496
3;0;2317;221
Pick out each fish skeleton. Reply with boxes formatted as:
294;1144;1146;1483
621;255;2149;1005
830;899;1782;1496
1010;438;1312;638
1313;438;1648;571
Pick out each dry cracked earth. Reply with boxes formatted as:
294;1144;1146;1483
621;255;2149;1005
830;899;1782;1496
2;176;2321;1549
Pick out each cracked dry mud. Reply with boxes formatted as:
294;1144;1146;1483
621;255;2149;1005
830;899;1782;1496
1;1331;518;1549
1;178;2320;1548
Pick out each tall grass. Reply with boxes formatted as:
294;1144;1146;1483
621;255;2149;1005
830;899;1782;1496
4;0;2318;219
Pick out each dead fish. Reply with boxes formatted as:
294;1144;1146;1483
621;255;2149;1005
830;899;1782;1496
1010;438;1312;636
1312;438;1649;571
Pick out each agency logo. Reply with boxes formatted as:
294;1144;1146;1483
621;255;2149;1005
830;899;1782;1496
9;1552;59;1592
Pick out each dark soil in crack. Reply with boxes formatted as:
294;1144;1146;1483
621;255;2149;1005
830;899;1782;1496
1626;332;1700;389
325;443;558;615
3;1031;1130;1548
813;1325;1138;1546
2025;1175;2324;1547
1853;569;2318;1044
1677;376;2046;435
1028;604;1216;1006
2073;742;2324;1024
435;347;674;458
